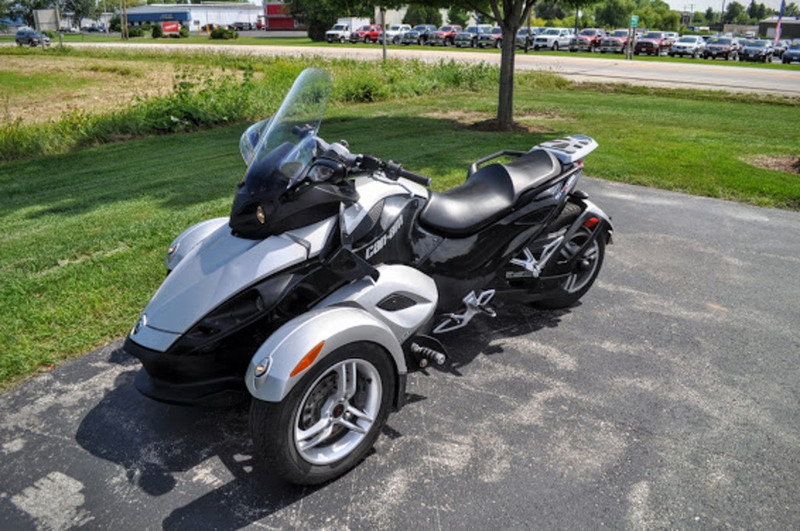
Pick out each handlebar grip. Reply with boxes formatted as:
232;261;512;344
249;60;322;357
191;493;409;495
398;168;432;188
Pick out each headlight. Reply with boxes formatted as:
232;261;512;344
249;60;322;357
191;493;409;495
166;242;180;263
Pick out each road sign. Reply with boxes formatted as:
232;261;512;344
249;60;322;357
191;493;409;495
630;15;639;27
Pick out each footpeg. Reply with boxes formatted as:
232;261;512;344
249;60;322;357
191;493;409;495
433;290;496;334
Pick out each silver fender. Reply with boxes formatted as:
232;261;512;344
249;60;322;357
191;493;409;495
165;217;229;270
245;306;407;404
246;264;438;408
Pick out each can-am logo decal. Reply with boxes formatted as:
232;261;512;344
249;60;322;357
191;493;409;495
365;216;404;260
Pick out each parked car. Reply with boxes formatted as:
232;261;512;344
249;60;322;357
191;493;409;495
532;28;572;51
477;27;503;48
231;22;253;31
350;24;382;43
599;29;629;53
704;37;740;60
634;31;674;56
427;25;462;46
15;29;51;47
382;24;412;44
401;24;438;45
773;39;791;59
669;35;706;58
739;39;774;62
782;42;800;63
453;24;493;48
515;27;545;49
569;28;606;52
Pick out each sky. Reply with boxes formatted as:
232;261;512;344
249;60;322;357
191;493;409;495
664;0;789;14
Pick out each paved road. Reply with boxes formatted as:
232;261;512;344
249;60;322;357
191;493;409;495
51;41;800;97
2;177;799;529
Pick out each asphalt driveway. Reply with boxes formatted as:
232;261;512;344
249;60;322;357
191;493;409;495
1;177;799;529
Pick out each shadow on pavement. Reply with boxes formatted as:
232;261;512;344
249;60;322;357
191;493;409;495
75;348;318;528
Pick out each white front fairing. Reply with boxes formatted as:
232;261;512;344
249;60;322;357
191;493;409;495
130;216;337;352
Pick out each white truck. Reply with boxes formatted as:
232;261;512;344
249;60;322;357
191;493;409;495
325;17;371;43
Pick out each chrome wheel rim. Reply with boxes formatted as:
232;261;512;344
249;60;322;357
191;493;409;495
559;228;600;294
293;358;382;466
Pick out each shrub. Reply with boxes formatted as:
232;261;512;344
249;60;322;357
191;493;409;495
179;26;190;38
151;24;163;39
127;27;144;38
210;28;238;40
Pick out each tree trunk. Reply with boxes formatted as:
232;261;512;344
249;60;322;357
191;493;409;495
497;25;517;128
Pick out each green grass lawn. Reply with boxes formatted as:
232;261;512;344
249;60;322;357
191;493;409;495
1;72;799;390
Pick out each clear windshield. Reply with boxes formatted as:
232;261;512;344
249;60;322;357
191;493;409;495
240;68;332;188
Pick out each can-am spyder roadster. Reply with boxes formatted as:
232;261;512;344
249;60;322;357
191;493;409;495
124;68;612;485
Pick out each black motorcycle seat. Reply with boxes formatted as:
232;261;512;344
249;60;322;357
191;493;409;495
420;149;561;237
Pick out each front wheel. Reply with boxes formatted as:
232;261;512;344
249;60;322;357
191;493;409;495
553;42;559;51
534;225;606;310
250;342;395;485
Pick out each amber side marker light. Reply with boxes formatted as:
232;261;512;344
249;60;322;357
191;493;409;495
290;341;325;377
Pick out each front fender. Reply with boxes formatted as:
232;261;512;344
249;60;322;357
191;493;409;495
165;217;229;271
246;306;406;406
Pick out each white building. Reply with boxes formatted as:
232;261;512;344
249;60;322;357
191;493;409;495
125;3;273;31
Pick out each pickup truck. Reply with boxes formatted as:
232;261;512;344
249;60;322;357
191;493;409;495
350;24;382;44
569;28;606;52
532;28;573;51
428;25;463;46
634;31;674;56
599;29;629;53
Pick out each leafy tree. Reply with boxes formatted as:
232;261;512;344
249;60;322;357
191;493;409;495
786;2;800;16
562;0;603;32
535;0;566;20
403;4;442;26
11;0;54;27
447;6;470;26
594;0;636;28
723;1;746;24
65;0;96;28
704;7;715;23
746;0;766;20
1;0;12;21
691;11;705;25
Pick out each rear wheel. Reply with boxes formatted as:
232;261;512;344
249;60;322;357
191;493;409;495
536;230;604;309
249;342;394;485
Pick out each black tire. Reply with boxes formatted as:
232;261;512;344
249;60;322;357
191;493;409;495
495;39;502;49
340;36;345;44
249;342;395;485
553;42;559;51
526;204;606;310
